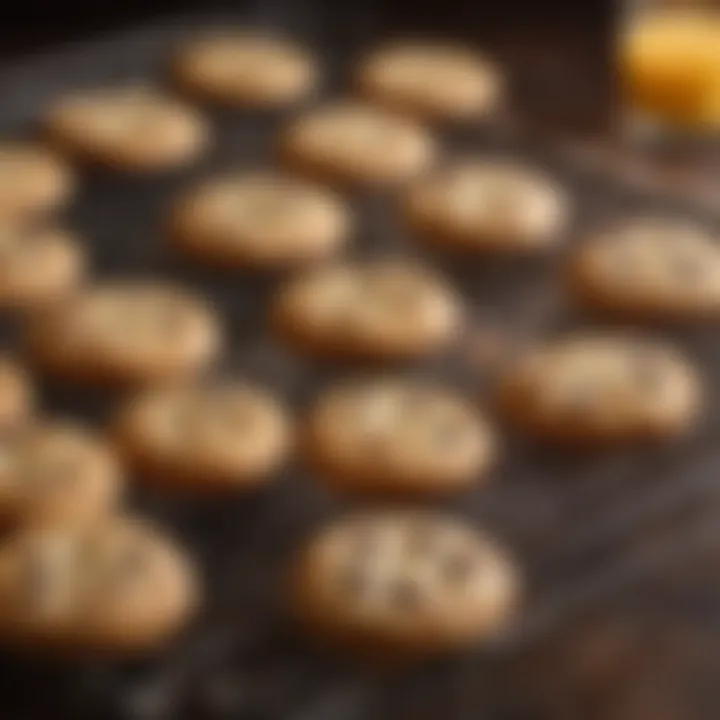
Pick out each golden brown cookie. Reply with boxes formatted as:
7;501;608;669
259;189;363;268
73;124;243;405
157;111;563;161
0;421;121;530
278;102;436;186
113;380;293;491
27;282;222;387
305;377;495;496
43;85;209;172
356;42;503;121
290;510;520;660
172;31;318;107
169;172;350;269
0;225;85;310
0;517;199;653
496;334;702;444
272;262;463;362
567;217;720;321
404;159;569;253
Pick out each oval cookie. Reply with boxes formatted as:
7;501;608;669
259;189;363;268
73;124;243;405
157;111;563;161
405;160;569;253
272;262;463;362
172;32;318;107
0;421;121;529
27;282;222;387
567;217;720;320
0;225;85;310
0;143;73;220
170;172;350;269
114;380;293;491
0;358;32;433
279;102;436;186
290;510;520;659
496;334;702;443
306;378;495;495
356;42;503;121
0;517;199;652
43;86;209;172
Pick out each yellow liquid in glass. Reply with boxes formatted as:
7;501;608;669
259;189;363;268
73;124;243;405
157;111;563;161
622;9;720;130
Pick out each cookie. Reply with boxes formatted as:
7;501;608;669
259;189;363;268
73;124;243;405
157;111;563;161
43;86;209;172
0;225;85;310
27;282;222;387
0;358;33;433
405;160;569;253
496;334;702;444
272;262;463;362
0;143;73;221
0;421;121;530
305;378;495;495
172;32;317;108
290;510;520;659
356;42;503;121
170;172;350;269
0;517;199;652
567;217;720;320
278;102;436;186
113;380;293;491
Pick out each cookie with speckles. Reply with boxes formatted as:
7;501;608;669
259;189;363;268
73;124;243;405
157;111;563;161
0;517;199;652
496;334;702;444
114;380;293;491
290;510;520;660
272;262;463;362
567;217;720;321
306;377;495;495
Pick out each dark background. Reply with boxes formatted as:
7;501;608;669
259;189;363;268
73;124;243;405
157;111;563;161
0;0;611;132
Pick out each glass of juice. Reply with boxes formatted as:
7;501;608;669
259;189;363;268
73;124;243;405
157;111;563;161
621;0;720;144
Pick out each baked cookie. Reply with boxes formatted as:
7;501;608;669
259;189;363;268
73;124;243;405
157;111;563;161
278;102;436;186
0;143;73;220
496;334;702;444
0;225;85;310
170;172;350;269
290;510;520;659
0;517;199;652
356;42;503;121
305;378;495;495
113;380;293;491
43;86;209;172
272;262;463;361
567;217;720;320
172;32;317;108
404;160;569;253
0;358;33;433
0;421;121;529
27;282;222;387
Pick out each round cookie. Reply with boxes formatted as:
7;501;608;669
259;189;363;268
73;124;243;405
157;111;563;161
278;102;436;186
0;143;73;220
113;380;293;491
172;32;317;108
290;510;520;659
272;262;463;362
496;334;702;444
305;378;495;495
404;160;569;253
43;86;209;172
567;217;720;321
27;281;222;387
0;421;121;529
0;517;199;652
170;172;350;269
0;225;85;310
356;42;503;122
0;358;32;433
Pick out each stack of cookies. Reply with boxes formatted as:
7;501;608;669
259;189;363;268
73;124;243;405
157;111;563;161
0;25;712;666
